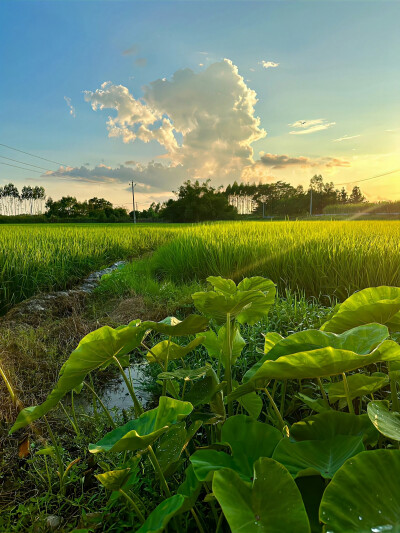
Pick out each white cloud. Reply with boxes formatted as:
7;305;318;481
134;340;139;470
84;59;266;184
260;60;279;69
64;96;76;118
289;118;335;135
333;134;361;142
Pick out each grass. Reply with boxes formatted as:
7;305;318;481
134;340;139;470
2;220;400;314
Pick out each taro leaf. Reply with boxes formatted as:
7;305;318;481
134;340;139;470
241;324;390;387
295;476;325;533
213;457;311;533
320;286;400;334
367;400;400;441
136;494;185;533
89;397;193;453
246;339;400;383
328;373;389;403
272;435;364;479
10;323;147;433
192;276;275;325
296;393;331;413
238;390;263;419
207;276;237;296
146;337;205;363
155;420;202;476
95;468;131;491
142;315;209;336
290;411;379;446
198;325;245;366
185;367;224;408
157;366;209;382
264;332;284;354
177;465;202;514
190;414;282;481
192;290;264;325
319;449;400;532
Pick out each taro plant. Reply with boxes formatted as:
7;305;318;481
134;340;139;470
9;278;400;533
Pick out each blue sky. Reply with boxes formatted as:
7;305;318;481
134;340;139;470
1;0;400;208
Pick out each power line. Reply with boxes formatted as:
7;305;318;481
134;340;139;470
0;155;54;172
0;161;42;173
334;168;400;187
0;143;70;167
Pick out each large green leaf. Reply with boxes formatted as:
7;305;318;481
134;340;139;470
10;323;147;433
190;415;282;481
242;324;390;387
367;400;400;441
246;339;400;383
320;286;400;334
142;315;209;336
146;337;204;363
296;392;332;413
213;458;310;533
157;366;209;382
199;325;245;365
136;494;185;533
155;420;202;476
264;332;284;354
238;390;263;419
176;465;202;514
290;411;379;446
192;276;275;325
328;373;389;404
89;397;193;453
320;449;400;532
272;435;364;479
295;476;325;533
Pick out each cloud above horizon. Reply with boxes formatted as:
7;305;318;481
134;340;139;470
83;59;266;185
257;152;350;169
333;134;361;142
260;60;279;69
64;96;76;118
289;118;335;135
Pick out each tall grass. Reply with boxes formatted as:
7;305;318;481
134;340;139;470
148;221;400;300
0;223;178;313
2;220;400;313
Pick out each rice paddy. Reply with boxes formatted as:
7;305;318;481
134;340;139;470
1;220;400;313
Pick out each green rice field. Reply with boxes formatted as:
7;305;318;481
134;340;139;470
1;220;400;313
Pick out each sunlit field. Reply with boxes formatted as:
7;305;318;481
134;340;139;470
1;220;400;312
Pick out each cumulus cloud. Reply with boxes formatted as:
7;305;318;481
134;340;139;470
289;119;335;135
333;134;361;142
64;96;76;118
84;59;266;184
260;60;279;69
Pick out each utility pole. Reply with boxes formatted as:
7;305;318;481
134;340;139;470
130;181;136;224
309;188;313;216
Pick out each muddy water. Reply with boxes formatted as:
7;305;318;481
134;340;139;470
100;363;152;412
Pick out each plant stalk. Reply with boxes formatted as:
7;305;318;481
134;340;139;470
389;363;400;412
113;356;143;417
341;372;354;415
147;445;171;497
264;387;285;430
44;415;65;495
83;381;116;429
119;489;146;523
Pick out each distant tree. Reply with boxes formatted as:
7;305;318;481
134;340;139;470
162;179;236;222
338;187;348;203
349;186;365;203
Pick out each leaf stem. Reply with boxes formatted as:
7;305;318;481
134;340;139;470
113;356;143;417
389;363;400;412
146;445;171;497
341;373;354;415
44;415;65;495
263;387;285;430
317;378;328;402
83;381;116;429
119;488;146;523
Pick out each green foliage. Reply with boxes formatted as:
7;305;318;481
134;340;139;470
8;275;400;533
320;450;400;532
212;458;311;533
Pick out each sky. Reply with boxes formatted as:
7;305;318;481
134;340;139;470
1;0;400;209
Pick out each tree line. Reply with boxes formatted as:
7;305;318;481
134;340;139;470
0;184;46;215
136;175;366;222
